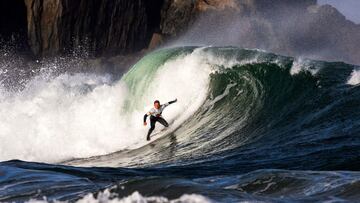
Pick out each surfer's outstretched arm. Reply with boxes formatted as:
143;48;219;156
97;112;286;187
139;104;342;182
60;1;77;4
164;98;177;107
169;98;177;104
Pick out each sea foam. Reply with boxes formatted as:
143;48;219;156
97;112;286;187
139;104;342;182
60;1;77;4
347;69;360;85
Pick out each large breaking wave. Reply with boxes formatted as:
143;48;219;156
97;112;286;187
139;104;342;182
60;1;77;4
1;47;360;202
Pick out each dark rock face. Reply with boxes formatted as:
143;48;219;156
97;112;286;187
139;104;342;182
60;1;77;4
160;0;196;37
24;0;163;56
23;0;239;56
160;0;241;37
1;0;359;65
0;0;28;51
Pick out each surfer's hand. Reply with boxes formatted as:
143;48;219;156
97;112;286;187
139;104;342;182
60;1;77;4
169;99;177;105
144;122;147;126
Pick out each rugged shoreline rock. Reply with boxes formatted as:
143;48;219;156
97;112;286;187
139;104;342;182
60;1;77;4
1;0;360;65
24;0;164;56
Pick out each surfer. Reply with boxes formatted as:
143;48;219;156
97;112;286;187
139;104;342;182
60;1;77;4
143;99;177;141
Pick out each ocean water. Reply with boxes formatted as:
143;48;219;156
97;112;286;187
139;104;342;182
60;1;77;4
0;47;359;202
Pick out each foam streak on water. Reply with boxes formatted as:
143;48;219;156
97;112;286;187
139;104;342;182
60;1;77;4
27;191;213;203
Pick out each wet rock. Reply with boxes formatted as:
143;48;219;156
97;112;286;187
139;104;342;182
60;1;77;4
24;0;163;56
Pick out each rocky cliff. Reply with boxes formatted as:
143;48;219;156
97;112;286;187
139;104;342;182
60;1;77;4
24;0;164;56
23;0;240;56
1;0;359;65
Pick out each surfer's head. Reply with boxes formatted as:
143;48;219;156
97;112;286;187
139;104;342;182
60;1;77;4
154;100;160;109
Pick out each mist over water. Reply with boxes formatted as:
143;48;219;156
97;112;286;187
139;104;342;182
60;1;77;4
170;1;360;65
318;0;360;23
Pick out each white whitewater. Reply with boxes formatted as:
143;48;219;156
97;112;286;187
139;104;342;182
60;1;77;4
0;49;214;163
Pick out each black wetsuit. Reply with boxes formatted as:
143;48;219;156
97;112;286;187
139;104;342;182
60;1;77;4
144;99;176;140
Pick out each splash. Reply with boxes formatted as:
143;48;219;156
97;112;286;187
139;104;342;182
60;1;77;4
347;69;360;85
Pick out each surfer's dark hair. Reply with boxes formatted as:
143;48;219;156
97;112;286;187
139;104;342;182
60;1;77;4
154;100;160;104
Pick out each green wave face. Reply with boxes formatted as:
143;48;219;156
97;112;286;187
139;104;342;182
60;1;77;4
119;46;359;163
121;47;196;112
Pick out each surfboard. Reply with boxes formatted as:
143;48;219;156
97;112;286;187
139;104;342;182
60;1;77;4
150;128;167;138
